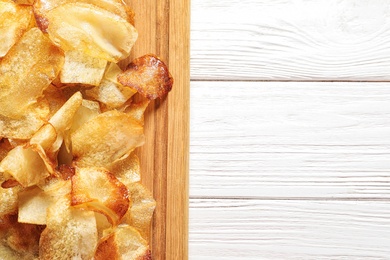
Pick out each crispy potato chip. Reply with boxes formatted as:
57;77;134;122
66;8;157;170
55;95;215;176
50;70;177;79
18;179;70;225
0;27;64;118
124;182;156;240
71;167;129;226
95;212;112;239
69;99;101;134
0;98;50;140
61;50;107;86
0;214;44;259
124;99;150;125
108;152;141;185
71;110;144;168
39;197;97;260
45;2;137;62
95;225;150;260
85;63;136;108
0;1;34;57
0;146;50;187
29;124;57;151
0;186;21;218
118;54;173;100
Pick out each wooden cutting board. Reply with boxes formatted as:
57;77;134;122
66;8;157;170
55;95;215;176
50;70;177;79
124;1;190;259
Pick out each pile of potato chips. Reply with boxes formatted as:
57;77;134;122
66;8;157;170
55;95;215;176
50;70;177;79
0;0;173;259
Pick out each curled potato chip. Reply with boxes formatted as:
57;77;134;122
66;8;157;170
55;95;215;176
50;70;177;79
124;99;150;125
39;197;97;260
95;225;150;260
0;214;44;259
18;179;70;225
71;167;129;226
124;182;156;240
0;1;34;57
0;146;50;187
60;50;107;86
45;2;137;62
85;63;136;108
107;152;141;186
0;27;64;118
71;110;144;168
118;54;173;100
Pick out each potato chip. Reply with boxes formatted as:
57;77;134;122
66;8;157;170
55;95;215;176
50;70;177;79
45;2;137;62
124;99;150;125
85;63;136;108
71;167;129;226
124;182;156;240
107;152;141;186
0;1;34;57
95;225;150;260
39;197;97;260
0;186;20;218
0;146;50;187
18;179;70;225
0;27;64;118
0;214;44;259
60;50;107;86
118;54;173;100
71;110;144;168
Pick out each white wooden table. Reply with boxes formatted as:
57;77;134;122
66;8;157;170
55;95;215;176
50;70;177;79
189;1;390;259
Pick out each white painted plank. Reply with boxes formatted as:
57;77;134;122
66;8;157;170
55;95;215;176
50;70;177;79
191;0;390;80
189;199;390;260
190;81;390;198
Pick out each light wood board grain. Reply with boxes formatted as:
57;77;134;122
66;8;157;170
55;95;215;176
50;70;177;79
190;81;390;198
191;0;390;81
126;1;190;259
189;199;390;259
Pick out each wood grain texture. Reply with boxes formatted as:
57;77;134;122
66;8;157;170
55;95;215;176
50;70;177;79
125;1;190;259
191;0;390;81
189;199;390;259
190;81;390;198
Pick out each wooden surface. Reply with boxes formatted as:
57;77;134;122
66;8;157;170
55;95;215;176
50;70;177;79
190;0;390;259
126;0;190;259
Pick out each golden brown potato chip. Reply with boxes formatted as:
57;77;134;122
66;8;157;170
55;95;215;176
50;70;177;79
60;50;107;86
18;179;71;225
124;182;156;240
0;146;50;187
0;27;64;118
0;1;34;57
0;98;50;140
118;54;173;100
0;186;21;218
71;110;144;168
71;167;129;226
107;152;141;186
95;225;150;260
85;63;136;108
39;197;97;260
45;2;137;62
124;99;150;125
0;214;44;259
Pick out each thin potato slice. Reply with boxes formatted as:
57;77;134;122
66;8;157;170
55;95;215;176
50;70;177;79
71;167;129;226
107;152;141;186
0;146;50;187
0;214;44;259
71;110;144;168
0;1;34;57
124;99;150;125
85;63;136;108
95;225;150;260
124;182;156;240
118;54;173;100
60;50;107;86
18;179;71;225
46;2;137;62
0;27;64;118
39;197;97;260
0;186;21;218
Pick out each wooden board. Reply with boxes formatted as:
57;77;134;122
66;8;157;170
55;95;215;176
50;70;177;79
125;1;190;259
191;0;390;81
